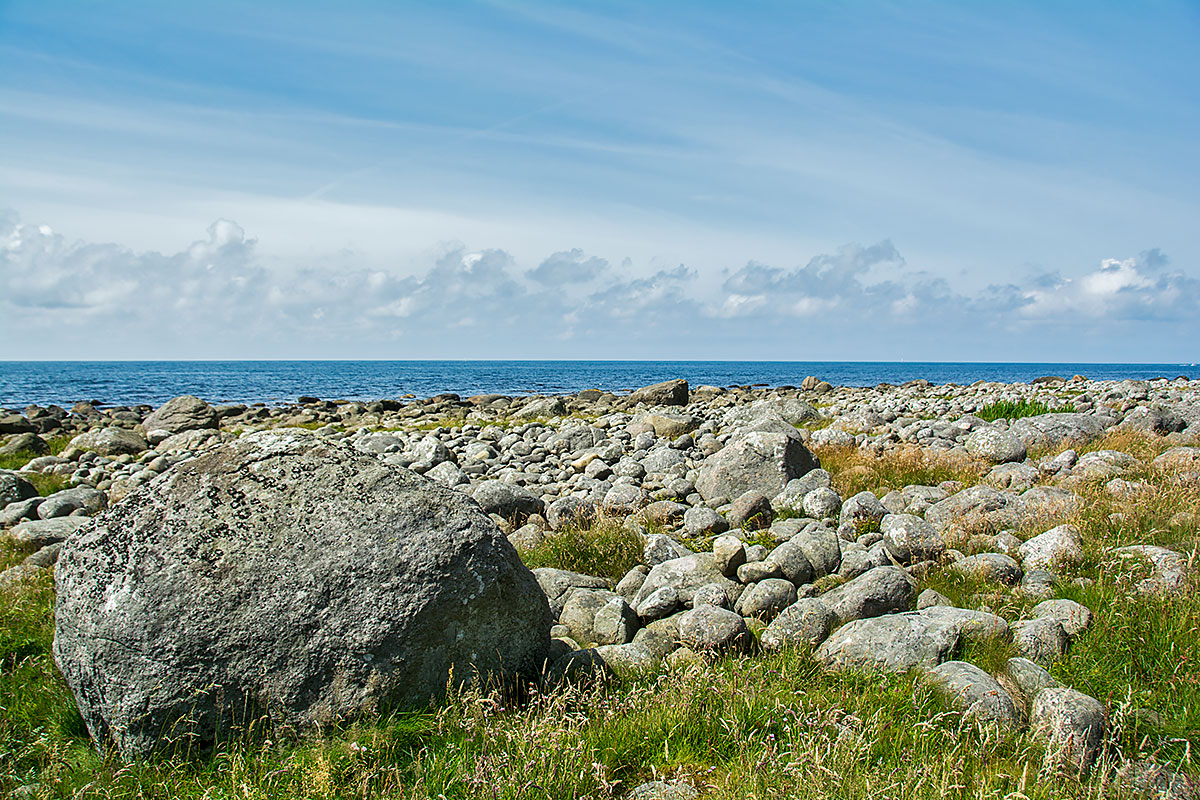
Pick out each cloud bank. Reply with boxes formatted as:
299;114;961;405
1;210;1195;361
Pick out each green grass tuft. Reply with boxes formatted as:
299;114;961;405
519;515;644;581
974;399;1062;422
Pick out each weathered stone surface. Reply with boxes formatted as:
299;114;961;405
1019;524;1084;571
727;490;773;530
1009;413;1108;450
760;598;834;651
11;516;90;547
471;480;545;521
881;513;945;564
1030;599;1092;638
996;656;1062;711
918;606;1010;647
1116;760;1200;800
817;612;959;673
1012;617;1069;667
735;578;797;621
0;470;38;506
840;491;887;530
951;553;1023;586
628;379;689;407
965;427;1027;464
678;605;751;655
1030;688;1106;777
69;426;148;456
694;431;819;502
922;661;1021;733
819;566;914;625
634;553;738;608
534;568;612;616
1112;545;1191;595
143;395;218;434
54;431;550;760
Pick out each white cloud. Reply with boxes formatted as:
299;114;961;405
1;210;1195;360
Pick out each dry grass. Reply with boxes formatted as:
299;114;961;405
813;444;985;498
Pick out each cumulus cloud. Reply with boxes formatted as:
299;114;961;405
526;248;608;286
1;210;1195;359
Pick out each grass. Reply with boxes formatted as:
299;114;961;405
3;429;1199;797
812;444;984;498
1;437;74;497
518;514;645;581
975;399;1063;422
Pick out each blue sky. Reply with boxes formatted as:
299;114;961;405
2;1;1198;360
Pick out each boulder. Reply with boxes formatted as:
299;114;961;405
735;578;797;621
1012;617;1069;666
1018;524;1083;571
881;514;945;564
69;426;148;456
965;428;1027;464
628;379;689;407
996;657;1062;711
471;480;545;521
922;661;1021;733
0;470;38;506
11;516;91;547
677;605;752;655
143;395;218;434
694;431;819;502
534;568;612;617
1030;688;1106;777
1030;599;1092;638
1009;413;1108;450
918;606;1010;647
818;566;914;625
817;612;959;673
635;553;739;608
760;598;835;651
54;430;550;760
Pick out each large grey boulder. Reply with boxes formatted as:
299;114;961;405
1009;413;1108;450
471;480;545;521
819;566;915;625
69;426;148;456
918;606;1010;647
925;486;1020;536
965;427;1027;464
677;605;752;655
694;431;819;502
627;379;689;407
1019;524;1083;571
760;598;835;651
817;612;959;673
143;395;218;434
881;514;945;564
634;553;739;608
922;661;1021;733
1030;688;1107;777
0;470;38;506
54;430;551;761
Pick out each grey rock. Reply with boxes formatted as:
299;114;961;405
635;553;738;607
995;657;1062;711
817;612;959;673
1116;760;1200;800
1019;524;1084;571
727;490;773;530
766;538;815;586
627;379;688;407
629;779;699;800
424;460;469;488
592;597;639;646
534;568;612;617
545;496;593;531
1112;545;1190;595
694;431;819;502
1;497;42;526
922;661;1021;732
23;541;63;568
735;578;797;621
678;605;752;655
788;527;842;578
682;506;729;537
916;588;952;609
471;480;545;521
559;588;620;644
69;426;149;456
692;582;735;610
802;487;842;520
819;566;914;624
0;431;48;456
514;396;567;419
712;534;747;577
644;534;693;568
636;586;681;622
737;559;783;584
760;598;834;651
11;516;90;547
53;430;550;761
919;606;1010;647
1009;412;1108;450
1030;688;1106;777
925;486;1020;536
965;427;1027;464
143;395;218;434
840;491;887;530
881;513;945;564
603;483;648;513
0;470;39;506
615;565;649;603
1031;599;1092;638
1012;617;1070;667
952;553;1023;586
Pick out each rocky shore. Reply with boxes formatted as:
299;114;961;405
3;374;1199;793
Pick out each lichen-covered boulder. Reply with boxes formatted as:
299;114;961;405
54;430;551;761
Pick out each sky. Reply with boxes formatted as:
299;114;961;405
2;0;1198;361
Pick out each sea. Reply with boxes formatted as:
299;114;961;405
0;361;1194;410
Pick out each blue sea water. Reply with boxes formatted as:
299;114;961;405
0;361;1193;409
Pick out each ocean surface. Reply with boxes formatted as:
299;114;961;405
0;361;1193;409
